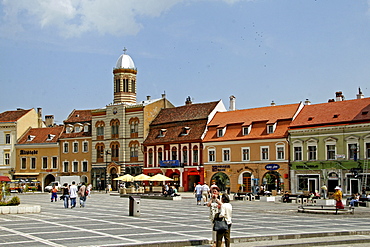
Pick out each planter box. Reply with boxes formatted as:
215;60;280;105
0;205;41;214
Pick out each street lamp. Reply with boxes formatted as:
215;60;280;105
105;150;111;192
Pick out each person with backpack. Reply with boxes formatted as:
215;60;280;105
50;185;58;202
78;182;87;208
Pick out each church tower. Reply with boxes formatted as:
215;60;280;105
113;48;137;104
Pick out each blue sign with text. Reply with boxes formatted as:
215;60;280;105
159;160;180;167
265;164;280;171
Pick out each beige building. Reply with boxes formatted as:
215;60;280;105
91;50;174;191
0;108;43;178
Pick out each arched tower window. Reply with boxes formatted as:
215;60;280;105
129;141;140;162
110;119;120;139
110;141;120;161
129;117;139;138
95;121;105;140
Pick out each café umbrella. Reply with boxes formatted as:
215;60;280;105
148;174;173;181
114;174;134;182
134;174;151;181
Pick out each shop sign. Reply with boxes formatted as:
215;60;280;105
160;160;180;167
265;164;280;171
20;150;38;155
212;165;230;172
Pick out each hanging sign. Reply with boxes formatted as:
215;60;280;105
265;164;280;171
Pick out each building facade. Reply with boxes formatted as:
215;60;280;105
203;103;303;194
289;93;370;196
142;98;226;192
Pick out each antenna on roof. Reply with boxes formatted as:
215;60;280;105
123;47;127;54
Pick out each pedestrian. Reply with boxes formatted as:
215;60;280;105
202;182;210;205
210;181;218;189
87;183;92;198
333;186;344;210
69;181;78;208
78;182;87;208
61;183;70;208
321;184;328;199
216;193;232;247
51;185;58;202
207;186;221;246
194;182;203;205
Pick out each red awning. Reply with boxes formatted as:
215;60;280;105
0;176;11;182
188;171;200;175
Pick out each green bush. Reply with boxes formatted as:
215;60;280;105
0;196;20;206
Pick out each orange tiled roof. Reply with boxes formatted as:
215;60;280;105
290;97;370;128
64;109;92;123
0;109;32;122
150;101;220;125
18;126;64;144
203;103;301;142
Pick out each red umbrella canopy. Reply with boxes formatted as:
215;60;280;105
0;176;11;182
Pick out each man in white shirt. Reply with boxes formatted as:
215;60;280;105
69;181;78;208
202;182;210;205
194;182;203;205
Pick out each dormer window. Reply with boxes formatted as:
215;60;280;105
75;126;81;132
47;134;55;141
27;135;35;141
84;124;89;132
333;114;339;118
181;127;191;136
267;123;277;134
66;124;73;133
217;127;225;137
242;125;252;135
158;129;167;137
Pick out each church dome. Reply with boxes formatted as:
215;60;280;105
115;53;136;69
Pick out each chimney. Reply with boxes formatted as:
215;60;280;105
328;99;335;103
185;96;192;105
37;108;43;127
271;101;276;106
335;91;344;101
146;95;151;101
229;95;236;111
162;93;166;98
45;115;54;127
304;99;311;105
357;87;364;99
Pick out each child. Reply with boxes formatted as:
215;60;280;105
51;185;58;202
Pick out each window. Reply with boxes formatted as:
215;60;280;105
63;142;69;153
148;149;153;165
31;157;36;169
63;161;69;172
182;147;188;164
111;142;119;161
217;128;225;137
96;121;105;140
5;134;10;144
4;152;10;165
348;143;358;160
158;148;163;162
193;146;199;164
171;147;177;160
223;149;230;162
52;157;58;169
73;161;78;172
82;161;88;172
110;119;120;139
21;157;26;169
366;143;370;159
267;123;276;134
277;146;284;160
327;145;336;160
83;141;88;152
42;157;47;169
209;150;215;162
129;142;139;162
130;118;139;138
84;125;89;132
261;147;269;160
73;142;78;153
75;126;81;133
242;148;250;161
308;146;317;160
242;125;251;135
96;144;104;161
181;127;191;136
294;147;302;161
158;129;167;137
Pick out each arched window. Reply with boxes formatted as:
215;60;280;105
95;121;105;140
110;142;120;161
110;119;120;139
171;146;177;160
129;141;139;162
129;117;139;138
95;143;105;162
148;148;153;165
157;147;163;165
193;145;199;164
182;146;188;165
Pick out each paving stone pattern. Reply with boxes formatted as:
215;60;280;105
1;193;370;247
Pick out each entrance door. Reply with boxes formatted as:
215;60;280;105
350;179;359;194
308;178;317;192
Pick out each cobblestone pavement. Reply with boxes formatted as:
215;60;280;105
1;192;370;247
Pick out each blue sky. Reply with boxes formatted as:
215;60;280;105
1;0;369;124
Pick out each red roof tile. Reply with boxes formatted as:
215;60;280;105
18;126;64;144
0;109;32;122
64;109;92;123
204;103;301;142
290;98;370;128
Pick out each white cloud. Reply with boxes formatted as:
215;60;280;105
0;0;184;38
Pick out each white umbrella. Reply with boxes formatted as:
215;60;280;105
148;174;173;181
114;174;134;182
134;174;151;181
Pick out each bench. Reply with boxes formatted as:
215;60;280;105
298;204;354;214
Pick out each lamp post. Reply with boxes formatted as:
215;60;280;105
105;150;111;192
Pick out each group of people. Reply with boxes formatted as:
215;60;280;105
57;181;92;208
194;181;219;205
162;183;180;197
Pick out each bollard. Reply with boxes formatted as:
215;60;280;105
129;196;141;216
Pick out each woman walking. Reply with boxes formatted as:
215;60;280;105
61;183;70;209
216;194;232;247
207;186;221;247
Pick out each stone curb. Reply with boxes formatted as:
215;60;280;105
0;205;41;214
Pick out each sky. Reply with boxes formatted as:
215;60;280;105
1;0;370;124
